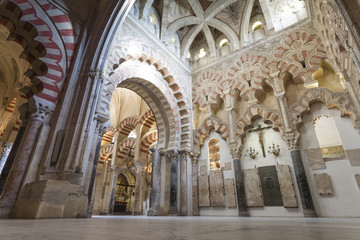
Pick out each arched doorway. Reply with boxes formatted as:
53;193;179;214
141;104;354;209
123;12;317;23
114;172;136;215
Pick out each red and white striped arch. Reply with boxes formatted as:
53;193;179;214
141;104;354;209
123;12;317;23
101;126;118;146
139;109;156;135
140;130;157;154
117;116;139;140
98;144;113;163
273;31;327;80
13;0;77;104
116;137;136;160
236;106;284;139
193;117;229;157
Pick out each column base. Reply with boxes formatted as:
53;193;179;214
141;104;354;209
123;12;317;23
0;207;11;218
13;180;88;219
169;206;177;215
147;208;160;216
303;209;317;217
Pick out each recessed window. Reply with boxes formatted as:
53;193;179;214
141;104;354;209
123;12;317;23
198;48;207;59
313;114;345;160
209;138;221;170
219;39;228;47
252;21;263;31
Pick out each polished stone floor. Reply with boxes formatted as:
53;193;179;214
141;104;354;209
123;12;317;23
1;216;360;240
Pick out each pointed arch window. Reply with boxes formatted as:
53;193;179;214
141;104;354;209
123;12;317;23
313;114;345;160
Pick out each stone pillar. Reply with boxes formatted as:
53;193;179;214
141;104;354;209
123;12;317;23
223;89;236;142
191;156;199;216
91;163;106;215
133;161;146;215
108;167;121;215
0;102;47;217
179;151;188;216
231;148;248;216
275;92;293;132
87;122;106;215
168;150;178;214
0;125;27;195
111;132;119;166
101;162;114;215
289;143;317;217
148;148;161;216
0;143;12;175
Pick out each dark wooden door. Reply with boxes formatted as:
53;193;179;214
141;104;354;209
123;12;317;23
259;166;283;206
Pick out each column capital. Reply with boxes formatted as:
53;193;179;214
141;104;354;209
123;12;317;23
18;100;53;124
179;150;189;162
95;120;107;137
135;161;146;172
274;91;286;98
111;166;122;174
284;132;300;151
164;150;179;162
191;156;198;165
2;142;13;155
230;141;243;160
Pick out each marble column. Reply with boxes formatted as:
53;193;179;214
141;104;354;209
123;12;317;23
87;122;106;215
231;149;248;217
0;125;27;195
191;156;199;216
275;92;293;132
111;132;119;166
109;167;121;215
223;88;236;142
148;148;161;216
179;151;188;216
0;103;46;217
100;162;113;215
0;143;12;175
133;161;146;215
168;151;178;214
290;149;317;217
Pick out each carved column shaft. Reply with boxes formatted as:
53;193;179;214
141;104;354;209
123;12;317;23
169;151;178;214
148;148;161;216
0;125;27;197
232;152;248;216
87;123;106;215
179;151;188;216
290;148;317;217
111;132;119;166
276;93;292;132
133;161;146;215
100;162;113;214
109;167;121;215
191;156;199;216
0;110;43;217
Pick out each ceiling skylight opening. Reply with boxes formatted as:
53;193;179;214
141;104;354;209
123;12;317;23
149;13;157;25
171;36;177;45
252;21;263;31
198;48;207;59
219;39;228;47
